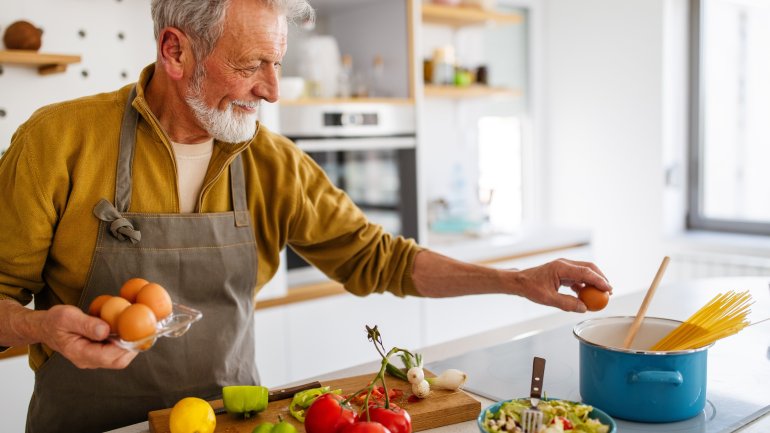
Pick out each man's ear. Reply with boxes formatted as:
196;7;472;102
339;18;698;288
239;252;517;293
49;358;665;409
157;27;192;81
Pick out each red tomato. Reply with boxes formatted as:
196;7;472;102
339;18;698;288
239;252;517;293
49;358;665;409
305;393;358;433
339;422;392;433
361;404;412;433
552;416;573;430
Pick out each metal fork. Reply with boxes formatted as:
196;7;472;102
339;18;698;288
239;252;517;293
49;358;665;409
522;357;546;433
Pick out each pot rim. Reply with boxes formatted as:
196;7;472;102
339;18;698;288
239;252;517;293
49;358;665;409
573;316;714;355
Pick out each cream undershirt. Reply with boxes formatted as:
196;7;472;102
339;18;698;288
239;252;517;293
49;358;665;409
171;139;214;213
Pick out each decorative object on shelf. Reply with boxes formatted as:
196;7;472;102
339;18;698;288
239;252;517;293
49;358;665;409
279;76;305;100
369;54;386;97
431;45;456;86
337;54;353;98
423;59;434;84
453;67;473;87
3;20;43;51
298;35;341;99
475;65;488;85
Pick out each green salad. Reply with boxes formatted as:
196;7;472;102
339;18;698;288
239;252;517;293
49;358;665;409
481;399;610;433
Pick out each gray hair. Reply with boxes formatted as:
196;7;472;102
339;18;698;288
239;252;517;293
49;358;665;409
151;0;315;63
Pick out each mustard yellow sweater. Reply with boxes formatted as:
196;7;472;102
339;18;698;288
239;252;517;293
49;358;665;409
0;65;421;370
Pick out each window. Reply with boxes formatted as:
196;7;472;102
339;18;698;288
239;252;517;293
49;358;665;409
688;0;770;235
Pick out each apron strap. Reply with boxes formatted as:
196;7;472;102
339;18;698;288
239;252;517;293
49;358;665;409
93;198;142;244
230;154;250;227
115;86;139;213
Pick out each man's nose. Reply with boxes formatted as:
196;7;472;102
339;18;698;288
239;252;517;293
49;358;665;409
253;67;280;103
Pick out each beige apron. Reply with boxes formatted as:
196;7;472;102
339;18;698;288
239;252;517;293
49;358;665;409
26;87;259;433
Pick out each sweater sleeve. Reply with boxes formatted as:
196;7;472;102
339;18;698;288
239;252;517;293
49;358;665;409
288;152;423;298
0;124;58;307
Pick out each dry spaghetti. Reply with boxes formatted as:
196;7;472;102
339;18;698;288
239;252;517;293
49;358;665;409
650;290;753;351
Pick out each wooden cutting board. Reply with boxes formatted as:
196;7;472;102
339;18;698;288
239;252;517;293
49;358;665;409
148;371;481;433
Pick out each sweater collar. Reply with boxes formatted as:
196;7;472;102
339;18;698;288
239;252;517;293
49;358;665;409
129;63;257;157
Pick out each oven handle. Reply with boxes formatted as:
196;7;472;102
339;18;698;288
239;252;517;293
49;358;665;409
294;136;416;152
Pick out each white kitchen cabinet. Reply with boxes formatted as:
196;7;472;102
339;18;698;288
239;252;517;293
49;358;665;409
0;354;34;433
253;306;291;388
284;292;422;382
254;291;422;386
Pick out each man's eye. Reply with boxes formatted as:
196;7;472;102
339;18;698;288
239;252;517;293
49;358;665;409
239;63;261;75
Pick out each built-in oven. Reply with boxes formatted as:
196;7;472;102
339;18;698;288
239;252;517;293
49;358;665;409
279;103;418;285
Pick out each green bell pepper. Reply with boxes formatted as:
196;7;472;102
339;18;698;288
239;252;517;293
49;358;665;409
222;385;269;418
289;386;342;422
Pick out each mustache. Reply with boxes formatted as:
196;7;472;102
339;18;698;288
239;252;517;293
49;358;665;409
231;100;260;109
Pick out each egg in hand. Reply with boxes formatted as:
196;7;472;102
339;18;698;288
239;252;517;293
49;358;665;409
117;303;158;342
135;283;173;320
119;277;150;303
99;296;131;333
578;286;610;311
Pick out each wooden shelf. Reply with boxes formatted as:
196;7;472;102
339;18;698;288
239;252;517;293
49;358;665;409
279;97;414;106
421;3;523;27
0;50;81;75
424;84;521;98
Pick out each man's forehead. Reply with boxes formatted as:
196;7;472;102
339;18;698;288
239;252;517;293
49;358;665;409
218;2;287;43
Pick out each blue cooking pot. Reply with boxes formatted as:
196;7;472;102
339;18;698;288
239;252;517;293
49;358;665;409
573;317;712;423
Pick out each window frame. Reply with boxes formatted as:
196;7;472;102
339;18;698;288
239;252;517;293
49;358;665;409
686;0;770;236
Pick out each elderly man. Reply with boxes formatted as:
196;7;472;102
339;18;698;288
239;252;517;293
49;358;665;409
0;0;611;432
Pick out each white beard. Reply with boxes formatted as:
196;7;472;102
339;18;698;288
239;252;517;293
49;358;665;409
185;72;259;143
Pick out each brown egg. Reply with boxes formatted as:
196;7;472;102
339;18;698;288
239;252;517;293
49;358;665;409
578;286;610;311
99;296;131;333
119;277;150;303
135;283;173;320
87;294;113;317
117;303;158;342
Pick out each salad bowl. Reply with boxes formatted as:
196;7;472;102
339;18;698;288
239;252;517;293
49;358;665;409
477;397;616;433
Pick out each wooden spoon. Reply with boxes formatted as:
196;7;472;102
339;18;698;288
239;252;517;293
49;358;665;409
622;256;671;349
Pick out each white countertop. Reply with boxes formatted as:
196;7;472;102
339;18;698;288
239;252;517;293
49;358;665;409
424;227;591;265
110;277;769;433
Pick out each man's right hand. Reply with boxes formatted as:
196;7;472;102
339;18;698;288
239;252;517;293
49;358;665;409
41;304;138;369
0;300;137;369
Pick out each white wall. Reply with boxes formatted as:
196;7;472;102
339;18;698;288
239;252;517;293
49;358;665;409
0;1;156;153
541;0;669;293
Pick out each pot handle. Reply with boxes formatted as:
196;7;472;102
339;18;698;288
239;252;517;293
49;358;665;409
629;370;684;385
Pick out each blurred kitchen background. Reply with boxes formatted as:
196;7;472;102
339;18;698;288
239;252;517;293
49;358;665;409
1;0;770;430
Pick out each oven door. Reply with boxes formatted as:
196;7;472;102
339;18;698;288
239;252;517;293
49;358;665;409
286;135;418;284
